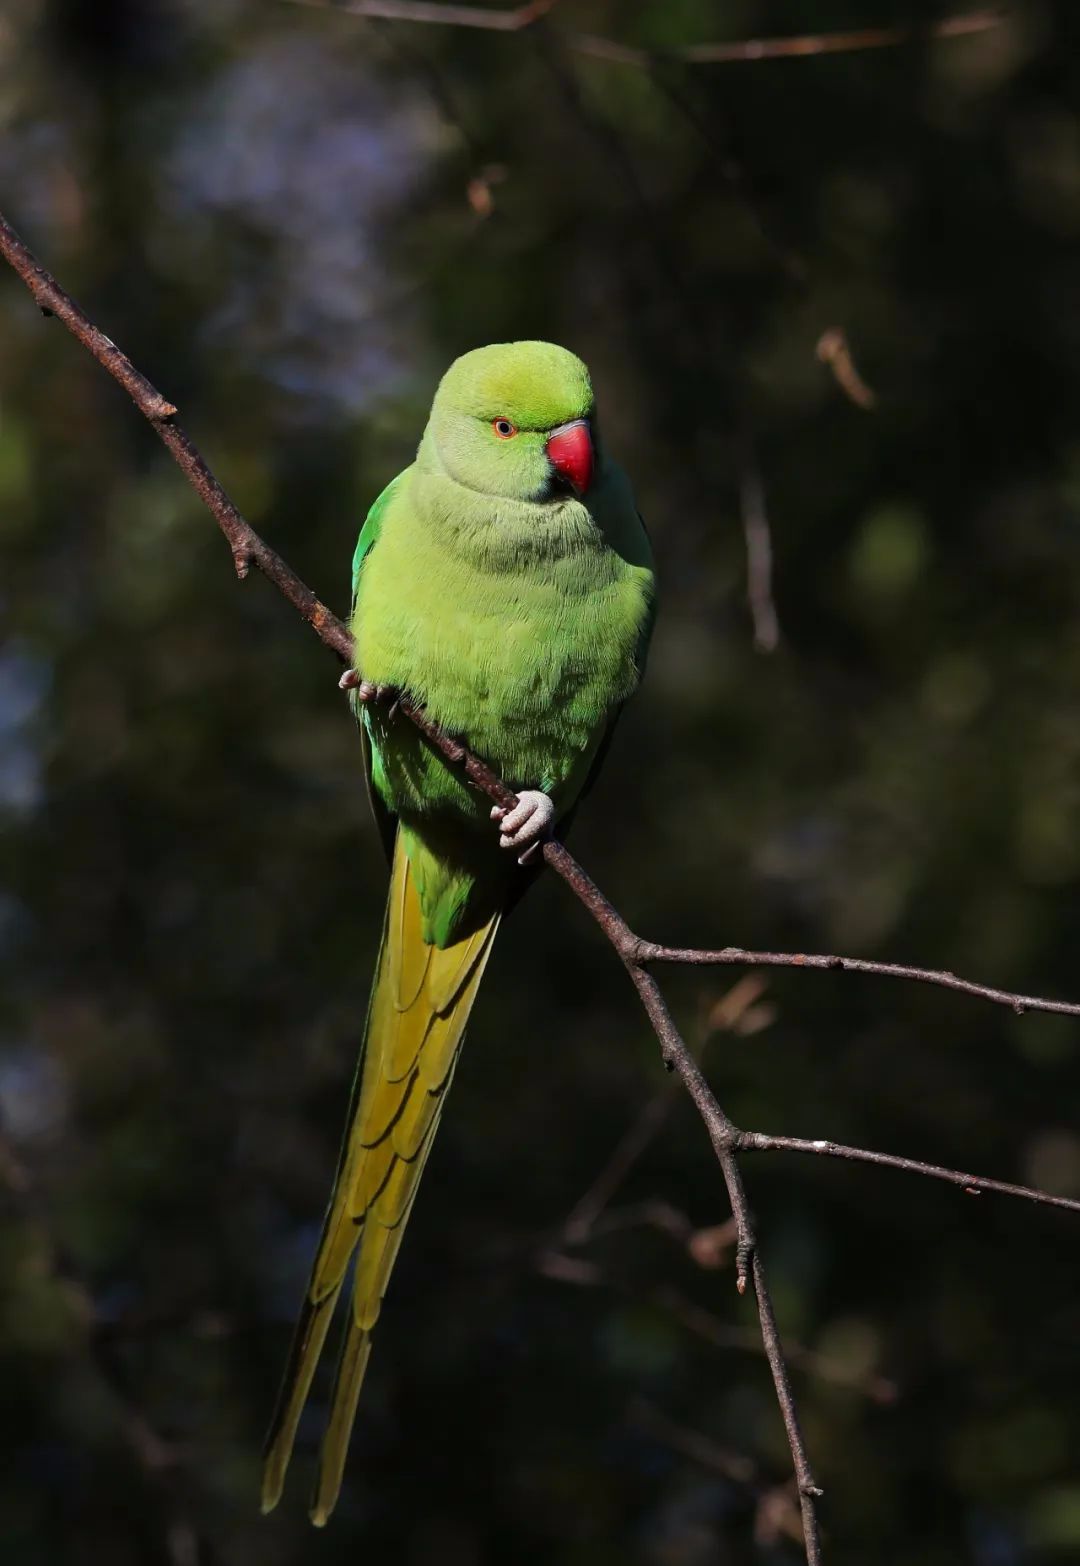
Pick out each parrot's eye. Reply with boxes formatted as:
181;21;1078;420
492;418;517;439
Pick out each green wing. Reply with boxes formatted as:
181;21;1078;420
350;470;408;611
578;509;656;800
350;472;409;865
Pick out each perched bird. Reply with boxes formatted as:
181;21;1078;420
262;340;656;1523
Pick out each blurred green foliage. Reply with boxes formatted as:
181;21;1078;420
3;2;1080;1562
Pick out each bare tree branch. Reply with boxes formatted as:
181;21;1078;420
291;0;994;423
3;205;1074;1566
538;1236;901;1404
631;1398;807;1549
286;0;559;32
560;978;768;1244
662;1288;898;1406
0;215;349;661
283;0;1006;70
560;1088;681;1246
635;940;1080;1021
574;10;1005;69
739;1133;1080;1214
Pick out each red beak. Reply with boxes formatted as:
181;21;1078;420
546;418;594;497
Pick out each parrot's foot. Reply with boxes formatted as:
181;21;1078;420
339;670;401;713
491;790;555;865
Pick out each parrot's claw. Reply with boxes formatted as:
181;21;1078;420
491;790;555;864
339;670;400;712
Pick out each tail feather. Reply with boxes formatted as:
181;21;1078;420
309;1321;373;1527
262;832;498;1521
260;1288;343;1514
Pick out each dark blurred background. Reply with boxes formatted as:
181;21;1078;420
3;2;1080;1562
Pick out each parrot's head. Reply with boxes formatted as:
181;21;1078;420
426;340;597;505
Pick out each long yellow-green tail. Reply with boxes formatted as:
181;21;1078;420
261;833;499;1524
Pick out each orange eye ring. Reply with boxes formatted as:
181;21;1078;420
492;418;517;439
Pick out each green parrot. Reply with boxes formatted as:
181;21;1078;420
261;339;656;1524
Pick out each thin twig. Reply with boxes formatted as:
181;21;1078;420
0;215;349;661
285;0;558;30
816;328;877;411
575;11;1003;69
740;448;781;653
561;979;767;1245
645;64;808;287
631;1399;806;1548
539;1239;898;1404
739;1133;1080;1215
632;1396;759;1485
301;0;990;416
634;940;1080;1022
644;63;873;423
283;0;1005;70
662;1288;898;1405
4;206;1077;1566
561;1089;681;1245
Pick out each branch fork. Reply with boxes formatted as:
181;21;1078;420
6;205;1079;1566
